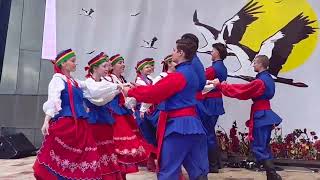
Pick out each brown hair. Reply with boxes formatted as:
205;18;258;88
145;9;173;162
176;38;197;60
212;43;227;60
255;55;269;68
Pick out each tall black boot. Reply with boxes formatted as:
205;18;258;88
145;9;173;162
196;175;208;180
263;160;282;180
216;147;223;169
208;148;219;173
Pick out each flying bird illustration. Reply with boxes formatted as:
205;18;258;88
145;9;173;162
79;8;94;18
140;37;158;49
193;0;317;87
86;50;95;55
131;12;141;16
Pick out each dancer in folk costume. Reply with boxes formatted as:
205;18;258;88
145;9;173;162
124;39;209;180
181;34;219;174
82;52;124;179
211;55;282;180
201;43;228;173
147;55;176;128
134;58;158;172
134;58;156;145
33;49;102;180
105;54;152;178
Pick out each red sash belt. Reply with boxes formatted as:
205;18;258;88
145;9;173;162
205;91;222;98
246;100;270;141
156;106;197;168
196;91;205;100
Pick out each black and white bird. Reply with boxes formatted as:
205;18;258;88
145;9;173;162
131;12;141;16
141;37;158;49
86;50;95;55
193;0;317;87
80;8;94;18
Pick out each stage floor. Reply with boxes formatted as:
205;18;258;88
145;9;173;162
0;156;319;180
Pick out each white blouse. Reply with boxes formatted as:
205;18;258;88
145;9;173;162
152;72;168;84
80;77;120;106
43;73;68;118
104;74;137;109
43;73;121;118
135;76;152;113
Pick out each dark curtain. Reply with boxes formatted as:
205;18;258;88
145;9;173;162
0;0;12;82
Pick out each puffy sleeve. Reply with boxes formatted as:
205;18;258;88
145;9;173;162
205;67;216;80
42;76;65;117
128;72;186;104
216;79;265;100
81;78;120;106
153;72;168;84
124;97;137;109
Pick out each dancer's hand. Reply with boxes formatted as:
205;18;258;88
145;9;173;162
208;78;220;87
140;111;145;119
41;115;50;135
122;86;130;96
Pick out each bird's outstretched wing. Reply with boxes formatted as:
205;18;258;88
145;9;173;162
193;10;220;53
258;13;317;76
222;0;264;44
150;37;158;47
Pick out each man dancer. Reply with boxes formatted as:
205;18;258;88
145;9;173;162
212;55;282;180
124;38;208;180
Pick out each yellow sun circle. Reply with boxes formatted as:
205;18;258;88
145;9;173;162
240;0;319;72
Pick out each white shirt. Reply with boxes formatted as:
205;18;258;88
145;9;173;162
80;77;120;106
105;74;137;109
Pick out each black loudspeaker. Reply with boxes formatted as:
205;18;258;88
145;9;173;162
0;133;36;159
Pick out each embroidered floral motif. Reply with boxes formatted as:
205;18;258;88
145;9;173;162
115;146;146;157
85;147;97;152
100;154;118;166
55;137;97;153
55;137;82;153
50;150;100;172
96;140;114;146
113;135;137;141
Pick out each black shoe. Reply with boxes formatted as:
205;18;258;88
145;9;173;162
209;166;219;173
263;160;282;180
208;148;220;173
196;175;208;180
267;171;282;180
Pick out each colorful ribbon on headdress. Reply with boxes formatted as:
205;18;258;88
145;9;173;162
109;54;124;66
52;49;76;73
136;58;153;72
85;52;109;78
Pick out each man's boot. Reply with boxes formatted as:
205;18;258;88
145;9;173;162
263;160;282;180
208;148;219;173
216;147;223;169
196;175;208;180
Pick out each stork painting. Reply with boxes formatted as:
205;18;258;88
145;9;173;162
193;0;317;87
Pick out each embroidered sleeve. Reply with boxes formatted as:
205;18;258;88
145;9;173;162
43;76;65;117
